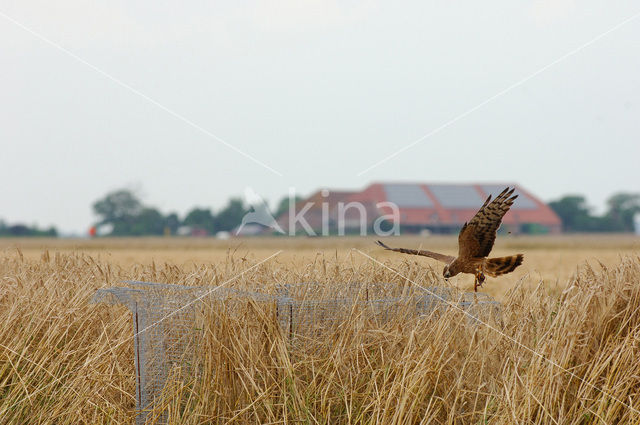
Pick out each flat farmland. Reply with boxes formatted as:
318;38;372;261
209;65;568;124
2;234;638;299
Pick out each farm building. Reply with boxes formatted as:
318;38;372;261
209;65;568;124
275;182;561;235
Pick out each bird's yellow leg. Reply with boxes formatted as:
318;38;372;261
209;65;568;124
474;269;486;292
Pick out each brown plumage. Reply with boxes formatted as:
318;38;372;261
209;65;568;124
376;187;524;291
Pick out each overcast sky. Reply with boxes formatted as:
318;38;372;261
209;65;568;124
1;1;639;234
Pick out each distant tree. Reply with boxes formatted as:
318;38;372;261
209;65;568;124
274;195;302;218
7;224;31;236
164;212;181;235
216;198;247;231
604;193;640;232
92;189;170;236
109;220;134;236
93;189;143;226
548;195;594;232
129;208;165;236
183;207;217;234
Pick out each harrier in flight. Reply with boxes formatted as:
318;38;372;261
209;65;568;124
376;187;523;291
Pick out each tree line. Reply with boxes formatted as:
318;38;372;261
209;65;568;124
92;189;296;236
548;193;640;233
0;221;58;237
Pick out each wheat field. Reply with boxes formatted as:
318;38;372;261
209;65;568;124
1;235;639;424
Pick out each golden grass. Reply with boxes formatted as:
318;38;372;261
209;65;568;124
1;236;639;424
2;235;638;299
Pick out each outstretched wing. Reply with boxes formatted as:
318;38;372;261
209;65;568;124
458;187;518;259
376;240;455;264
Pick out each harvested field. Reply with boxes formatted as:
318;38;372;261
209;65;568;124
0;235;639;424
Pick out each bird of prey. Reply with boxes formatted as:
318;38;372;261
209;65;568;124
376;187;524;291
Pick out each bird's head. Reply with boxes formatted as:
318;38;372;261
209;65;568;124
443;265;451;279
443;263;458;279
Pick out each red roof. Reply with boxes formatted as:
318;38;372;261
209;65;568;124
349;183;561;228
275;182;561;233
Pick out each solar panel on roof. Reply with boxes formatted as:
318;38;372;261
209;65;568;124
383;184;434;208
480;185;537;210
429;185;485;208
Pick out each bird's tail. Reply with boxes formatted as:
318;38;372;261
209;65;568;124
485;254;524;277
